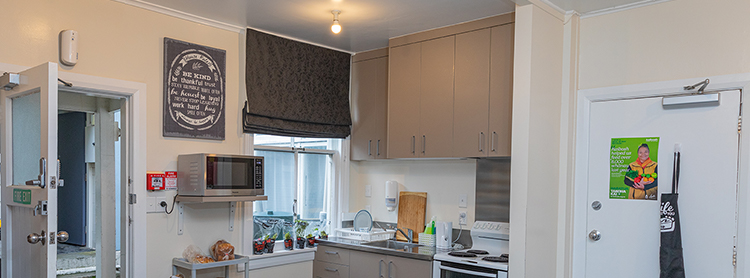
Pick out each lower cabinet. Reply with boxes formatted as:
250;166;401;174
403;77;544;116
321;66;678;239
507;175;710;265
349;250;432;278
313;261;350;278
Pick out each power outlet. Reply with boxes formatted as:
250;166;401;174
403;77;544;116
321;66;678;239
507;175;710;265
365;184;372;197
458;211;467;225
155;197;167;213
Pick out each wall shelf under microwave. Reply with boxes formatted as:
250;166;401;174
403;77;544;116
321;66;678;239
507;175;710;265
175;195;268;235
176;195;268;203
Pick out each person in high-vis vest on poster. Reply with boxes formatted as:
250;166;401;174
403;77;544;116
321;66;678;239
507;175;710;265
624;143;659;200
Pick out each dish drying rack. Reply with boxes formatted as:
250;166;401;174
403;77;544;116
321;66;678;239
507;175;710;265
335;228;395;242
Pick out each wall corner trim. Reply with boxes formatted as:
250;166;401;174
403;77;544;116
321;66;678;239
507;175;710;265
112;0;245;33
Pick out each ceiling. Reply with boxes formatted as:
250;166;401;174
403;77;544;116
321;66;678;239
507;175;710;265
135;0;655;53
544;0;665;15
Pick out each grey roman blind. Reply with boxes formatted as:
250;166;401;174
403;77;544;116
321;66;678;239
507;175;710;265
243;29;352;138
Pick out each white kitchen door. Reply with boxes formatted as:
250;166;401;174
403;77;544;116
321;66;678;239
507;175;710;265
1;62;61;278
585;90;740;277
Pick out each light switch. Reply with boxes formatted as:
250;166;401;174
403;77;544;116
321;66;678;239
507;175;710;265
365;184;372;197
459;194;468;208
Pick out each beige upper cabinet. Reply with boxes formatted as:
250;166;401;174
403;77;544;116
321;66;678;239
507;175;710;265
419;36;455;158
351;49;389;161
388;43;422;159
453;28;492;158
385;13;514;159
488;23;514;157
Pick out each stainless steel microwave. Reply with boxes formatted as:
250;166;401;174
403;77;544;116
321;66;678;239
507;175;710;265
177;153;264;196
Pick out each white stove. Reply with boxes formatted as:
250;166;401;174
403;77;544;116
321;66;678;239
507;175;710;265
432;221;509;278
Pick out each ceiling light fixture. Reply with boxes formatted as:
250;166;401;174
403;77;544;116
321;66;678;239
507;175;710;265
331;10;342;34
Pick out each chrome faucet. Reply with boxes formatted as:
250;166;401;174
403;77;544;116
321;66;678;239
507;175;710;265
394;228;414;243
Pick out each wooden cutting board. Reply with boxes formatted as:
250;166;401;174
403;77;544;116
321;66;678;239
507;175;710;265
396;191;427;242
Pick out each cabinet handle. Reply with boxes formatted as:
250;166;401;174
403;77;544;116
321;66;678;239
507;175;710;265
325;267;339;272
377;140;381;157
368;140;372;156
411;136;416;154
491;131;497;152
388;261;394;278
422;135;426;154
379;259;385;278
324;251;338;255
479;132;484;152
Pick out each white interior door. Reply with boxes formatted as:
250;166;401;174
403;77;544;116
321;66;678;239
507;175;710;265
585;90;740;277
1;62;60;278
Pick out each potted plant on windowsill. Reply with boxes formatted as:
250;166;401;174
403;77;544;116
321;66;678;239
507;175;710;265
253;237;265;255
294;220;308;249
319;231;328;240
284;232;294;251
306;234;316;248
265;233;277;254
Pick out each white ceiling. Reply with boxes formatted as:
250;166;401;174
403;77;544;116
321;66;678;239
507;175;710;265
135;0;654;53
138;0;516;52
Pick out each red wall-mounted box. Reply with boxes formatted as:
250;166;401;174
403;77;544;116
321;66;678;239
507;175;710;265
146;172;166;191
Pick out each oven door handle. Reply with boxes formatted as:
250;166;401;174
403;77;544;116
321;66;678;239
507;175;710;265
438;265;498;278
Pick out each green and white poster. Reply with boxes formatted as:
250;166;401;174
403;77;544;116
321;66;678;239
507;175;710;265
610;137;659;200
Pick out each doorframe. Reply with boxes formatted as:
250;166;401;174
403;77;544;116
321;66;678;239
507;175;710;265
570;73;750;277
0;62;148;277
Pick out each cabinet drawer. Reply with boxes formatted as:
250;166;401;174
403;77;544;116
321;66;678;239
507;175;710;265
314;261;350;278
315;246;350;265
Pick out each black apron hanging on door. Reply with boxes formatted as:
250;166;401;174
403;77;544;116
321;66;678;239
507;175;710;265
660;147;685;278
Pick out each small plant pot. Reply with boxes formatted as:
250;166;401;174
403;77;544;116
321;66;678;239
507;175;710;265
253;239;265;255
306;237;316;248
284;239;294;251
296;237;306;249
320;235;328;241
264;239;276;254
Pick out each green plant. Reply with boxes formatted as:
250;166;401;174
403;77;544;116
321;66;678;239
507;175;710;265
294;220;308;237
271;233;278;240
284;232;292;240
306;233;313;239
320;231;327;237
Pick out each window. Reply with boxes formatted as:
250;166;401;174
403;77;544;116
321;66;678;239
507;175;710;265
252;134;340;239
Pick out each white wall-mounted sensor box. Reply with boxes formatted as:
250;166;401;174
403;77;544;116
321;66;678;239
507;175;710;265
60;30;78;66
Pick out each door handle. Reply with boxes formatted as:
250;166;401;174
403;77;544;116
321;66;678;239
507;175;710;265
368;140;372;156
377;140;381;157
411;136;415;154
491;131;497;152
388;261;393;278
27;230;46;245
379;259;385;278
25;157;46;188
479;132;484;152
57;231;70;243
422;135;426;154
589;230;601;241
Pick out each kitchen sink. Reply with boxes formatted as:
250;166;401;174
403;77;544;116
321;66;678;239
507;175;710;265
361;240;422;250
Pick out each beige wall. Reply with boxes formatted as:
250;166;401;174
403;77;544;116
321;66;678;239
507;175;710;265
509;4;564;278
0;0;256;277
349;160;477;227
578;0;750;90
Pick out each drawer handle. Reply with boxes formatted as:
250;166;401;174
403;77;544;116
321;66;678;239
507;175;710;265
325;251;339;255
325;267;339;272
369;140;372;156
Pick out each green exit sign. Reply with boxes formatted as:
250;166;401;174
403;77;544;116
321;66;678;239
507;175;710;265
13;189;31;205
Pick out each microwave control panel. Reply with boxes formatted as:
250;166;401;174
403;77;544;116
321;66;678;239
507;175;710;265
254;158;263;189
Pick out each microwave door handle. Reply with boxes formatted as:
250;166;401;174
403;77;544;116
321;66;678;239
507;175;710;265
438;265;497;278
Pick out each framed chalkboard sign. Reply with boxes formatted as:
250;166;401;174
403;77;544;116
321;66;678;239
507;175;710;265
163;38;226;140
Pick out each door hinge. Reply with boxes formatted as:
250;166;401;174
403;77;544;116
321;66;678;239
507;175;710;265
738;115;743;133
128;193;137;204
33;200;48;216
128;177;133;187
733;246;737;266
129;216;133;226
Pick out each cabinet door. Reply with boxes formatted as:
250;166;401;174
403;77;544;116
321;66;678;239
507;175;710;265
488;23;514;157
419;36;455;158
453;28;491;158
351;57;388;161
387;256;432;278
388;43;421;158
350;251;388;278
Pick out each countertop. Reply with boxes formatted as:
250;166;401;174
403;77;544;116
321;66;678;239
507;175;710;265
317;237;436;261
